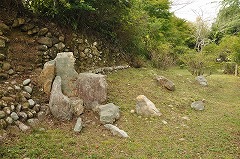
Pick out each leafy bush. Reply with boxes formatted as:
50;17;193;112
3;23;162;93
223;62;237;74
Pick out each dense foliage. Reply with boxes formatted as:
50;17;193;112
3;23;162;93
2;0;240;74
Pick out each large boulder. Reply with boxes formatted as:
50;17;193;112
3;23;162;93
38;60;56;95
76;73;107;108
49;76;73;121
55;52;78;97
97;103;120;124
156;76;175;91
196;75;208;86
136;95;162;116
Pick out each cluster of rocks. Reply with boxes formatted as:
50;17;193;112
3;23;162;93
0;78;48;131
10;17;124;71
39;52;128;137
0;22;13;80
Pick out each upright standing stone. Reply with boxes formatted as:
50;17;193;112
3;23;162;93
49;76;73;121
55;52;78;97
76;73;107;108
39;60;56;95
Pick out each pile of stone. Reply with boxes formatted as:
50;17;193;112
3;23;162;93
11;17;124;71
39;52;128;137
0;78;48;131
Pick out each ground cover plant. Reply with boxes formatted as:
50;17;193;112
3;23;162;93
1;67;239;158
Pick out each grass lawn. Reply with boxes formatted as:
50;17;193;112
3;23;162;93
1;67;240;158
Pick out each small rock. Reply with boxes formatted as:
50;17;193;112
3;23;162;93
21;23;35;32
162;120;168;125
0;119;7;129
0;39;5;48
191;101;204;111
130;109;135;114
22;91;31;99
23;79;31;86
2;62;11;71
23;86;33;94
98;103;120;124
38;37;53;47
22;102;30;110
38;28;48;36
26;111;34;118
10;112;19;120
14;85;21;90
27;118;40;128
15;104;22;112
104;124;129;138
73;117;83;132
156;76;175;91
37;111;46;121
182;116;190;120
18;112;28;121
28;99;35;108
15;121;30;131
8;69;15;75
136;95;162;116
5;117;13;124
70;98;84;116
37;45;48;51
3;107;11;115
196;75;208;86
0;53;6;61
0;111;6;119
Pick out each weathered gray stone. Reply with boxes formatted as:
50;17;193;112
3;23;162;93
15;121;30;131
49;76;73;121
39;60;56;95
196;75;208;86
191;101;205;111
10;112;19;120
27;118;40;128
55;52;78;97
38;37;53;47
73;117;83;132
23;79;31;86
76;73;107;108
3;107;11;115
28;99;35;108
156;76;175;91
104;124;129;138
136;95;162;116
98;103;120;124
23;86;33;94
70;97;84;116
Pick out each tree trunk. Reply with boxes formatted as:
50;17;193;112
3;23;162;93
235;63;238;76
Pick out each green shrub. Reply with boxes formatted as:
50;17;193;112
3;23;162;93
223;62;237;74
